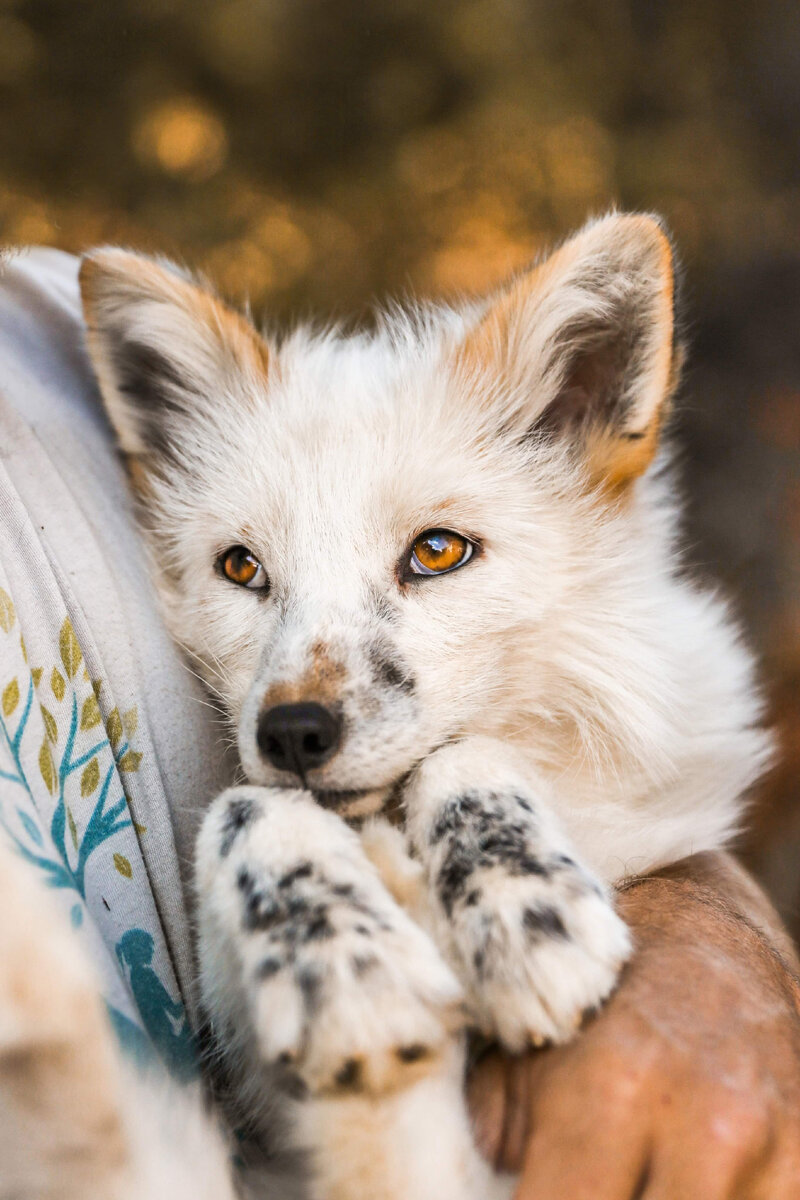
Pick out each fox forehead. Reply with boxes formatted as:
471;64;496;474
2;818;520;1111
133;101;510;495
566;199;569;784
200;326;546;583
249;316;478;467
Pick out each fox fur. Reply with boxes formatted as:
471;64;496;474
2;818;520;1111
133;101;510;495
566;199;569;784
0;213;771;1200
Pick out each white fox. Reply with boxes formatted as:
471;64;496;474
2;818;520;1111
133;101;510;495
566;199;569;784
0;213;770;1200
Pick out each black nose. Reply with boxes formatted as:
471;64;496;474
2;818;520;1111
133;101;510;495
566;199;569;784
257;702;342;776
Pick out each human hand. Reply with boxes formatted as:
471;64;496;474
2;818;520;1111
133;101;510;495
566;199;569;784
467;854;800;1198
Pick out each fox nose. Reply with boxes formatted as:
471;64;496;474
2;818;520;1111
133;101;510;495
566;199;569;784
257;702;342;776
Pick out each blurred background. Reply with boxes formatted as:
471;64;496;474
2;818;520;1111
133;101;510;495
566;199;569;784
1;0;799;931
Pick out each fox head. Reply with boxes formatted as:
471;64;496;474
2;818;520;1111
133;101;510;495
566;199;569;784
79;214;767;842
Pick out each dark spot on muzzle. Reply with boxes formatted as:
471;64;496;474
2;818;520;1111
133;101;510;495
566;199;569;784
367;643;416;695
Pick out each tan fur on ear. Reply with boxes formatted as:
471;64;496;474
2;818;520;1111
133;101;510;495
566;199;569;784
124;455;154;499
79;248;271;460
455;213;679;492
585;338;684;495
80;250;270;386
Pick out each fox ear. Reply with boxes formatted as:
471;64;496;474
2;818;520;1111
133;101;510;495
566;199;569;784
456;213;680;490
79;249;270;467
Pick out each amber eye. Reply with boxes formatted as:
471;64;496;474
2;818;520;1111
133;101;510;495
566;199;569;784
406;529;475;578
218;545;269;591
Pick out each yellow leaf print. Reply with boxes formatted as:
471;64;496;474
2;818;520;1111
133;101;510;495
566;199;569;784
67;808;78;851
133;821;147;836
59;618;82;679
32;667;43;687
118;750;142;773
2;679;19;718
81;758;100;797
122;707;138;738
51;668;65;702
113;853;133;879
20;636;27;662
39;740;57;794
80;694;102;731
41;705;58;743
107;708;123;752
0;588;15;634
91;679;102;700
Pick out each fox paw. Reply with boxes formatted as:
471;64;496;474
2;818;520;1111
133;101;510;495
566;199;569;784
196;787;464;1095
457;859;631;1049
405;741;632;1050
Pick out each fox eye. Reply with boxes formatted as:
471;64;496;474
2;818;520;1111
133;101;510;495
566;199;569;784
406;529;475;578
218;545;269;591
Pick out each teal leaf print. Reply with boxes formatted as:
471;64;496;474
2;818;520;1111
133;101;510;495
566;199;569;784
17;809;43;846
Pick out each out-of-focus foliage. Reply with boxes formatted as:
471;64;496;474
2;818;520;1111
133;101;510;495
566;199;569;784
1;0;799;925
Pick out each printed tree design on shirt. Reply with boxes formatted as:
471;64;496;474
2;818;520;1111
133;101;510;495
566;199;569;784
0;586;196;1080
0;608;135;891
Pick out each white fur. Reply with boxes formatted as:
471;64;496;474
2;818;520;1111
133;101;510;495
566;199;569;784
0;214;771;1199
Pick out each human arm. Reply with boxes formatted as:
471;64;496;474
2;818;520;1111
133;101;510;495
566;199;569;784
467;851;800;1199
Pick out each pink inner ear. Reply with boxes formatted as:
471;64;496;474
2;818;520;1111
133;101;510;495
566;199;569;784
533;326;636;437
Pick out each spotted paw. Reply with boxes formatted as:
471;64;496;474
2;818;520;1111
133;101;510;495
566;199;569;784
455;861;631;1049
196;787;464;1096
404;741;632;1050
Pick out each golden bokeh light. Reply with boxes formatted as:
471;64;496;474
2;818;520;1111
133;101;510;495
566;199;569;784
133;99;228;180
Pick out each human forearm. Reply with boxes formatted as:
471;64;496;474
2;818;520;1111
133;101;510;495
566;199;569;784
468;851;800;1198
628;850;800;974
